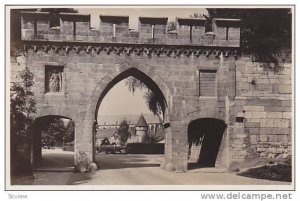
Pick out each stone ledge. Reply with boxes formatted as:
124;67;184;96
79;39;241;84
22;40;239;58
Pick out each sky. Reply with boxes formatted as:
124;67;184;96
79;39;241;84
77;7;207;29
98;79;150;116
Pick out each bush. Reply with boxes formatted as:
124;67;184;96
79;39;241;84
125;143;164;154
96;145;125;154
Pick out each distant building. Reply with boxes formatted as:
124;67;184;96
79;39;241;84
95;113;164;145
131;114;149;143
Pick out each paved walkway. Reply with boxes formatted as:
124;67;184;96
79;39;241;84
74;154;291;186
32;149;74;185
20;151;291;187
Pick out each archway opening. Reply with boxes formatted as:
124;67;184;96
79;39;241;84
31;115;75;171
94;68;167;170
188;118;227;170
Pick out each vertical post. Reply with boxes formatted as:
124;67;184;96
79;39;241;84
92;120;98;162
225;95;230;168
113;24;116;37
226;26;229;41
151;25;155;39
73;21;76;40
189;25;192;42
197;70;200;96
33;20;37;38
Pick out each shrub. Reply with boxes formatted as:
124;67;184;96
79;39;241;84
125;143;164;154
96;145;125;154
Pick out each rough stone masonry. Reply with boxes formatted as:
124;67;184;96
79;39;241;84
11;11;292;172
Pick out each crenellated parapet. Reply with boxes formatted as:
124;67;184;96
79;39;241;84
20;11;240;48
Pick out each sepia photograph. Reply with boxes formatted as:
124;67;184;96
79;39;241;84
5;5;294;191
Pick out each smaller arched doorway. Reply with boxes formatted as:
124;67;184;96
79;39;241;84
31;115;75;170
188;118;227;169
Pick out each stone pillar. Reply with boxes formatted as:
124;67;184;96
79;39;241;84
162;124;172;168
215;95;230;168
162;120;188;172
74;118;95;172
171;121;189;172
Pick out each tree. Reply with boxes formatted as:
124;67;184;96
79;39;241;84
10;63;36;178
64;120;75;143
45;118;67;146
192;8;292;72
10;66;36;138
125;76;146;94
39;8;78;27
125;76;165;116
190;13;212;32
41;118;74;146
143;90;165;116
116;120;131;145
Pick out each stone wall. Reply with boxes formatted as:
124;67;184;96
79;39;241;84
24;45;239;171
228;59;292;169
11;11;292;172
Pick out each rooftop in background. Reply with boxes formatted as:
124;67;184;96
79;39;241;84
98;113;162;126
135;114;149;127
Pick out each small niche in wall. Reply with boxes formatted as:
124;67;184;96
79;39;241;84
45;65;64;93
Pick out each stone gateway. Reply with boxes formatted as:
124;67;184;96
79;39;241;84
14;11;292;172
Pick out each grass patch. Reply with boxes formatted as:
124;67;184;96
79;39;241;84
237;163;291;182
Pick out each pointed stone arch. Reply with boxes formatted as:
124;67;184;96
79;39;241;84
77;62;174;170
87;63;172;124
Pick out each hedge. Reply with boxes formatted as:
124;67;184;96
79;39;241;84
125;143;164;154
96;145;126;154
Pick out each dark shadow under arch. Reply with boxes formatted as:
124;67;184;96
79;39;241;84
94;67;168;121
188;118;227;169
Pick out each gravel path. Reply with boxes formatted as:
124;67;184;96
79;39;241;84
14;151;291;187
